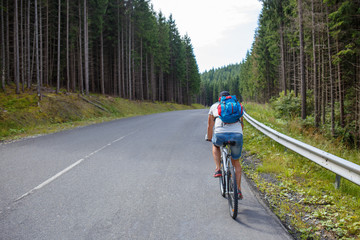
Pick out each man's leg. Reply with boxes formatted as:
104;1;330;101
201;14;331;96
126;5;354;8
231;158;242;191
212;145;221;171
229;133;243;191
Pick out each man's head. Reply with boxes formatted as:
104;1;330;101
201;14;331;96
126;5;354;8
219;91;230;98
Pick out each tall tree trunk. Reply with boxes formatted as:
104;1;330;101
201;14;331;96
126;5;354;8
321;46;325;125
121;19;125;97
44;0;49;86
298;0;306;119
178;78;183;104
1;0;6;90
78;1;83;94
72;49;76;91
48;19;53;86
159;68;163;101
84;0;89;95
26;0;31;88
128;7;132;100
34;0;41;97
89;49;98;92
167;72;173;102
293;49;298;96
140;38;143;100
6;0;10;84
132;22;135;99
14;0;20;94
100;29;105;95
90;47;95;92
146;54;149;100
326;5;335;136
150;54;156;101
56;0;61;93
280;21;286;95
357;55;360;147
113;54;117;95
312;0;320;127
39;0;43;88
117;0;121;97
66;0;70;92
20;0;24;91
336;38;344;128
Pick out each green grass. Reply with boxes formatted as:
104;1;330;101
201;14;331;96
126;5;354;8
242;102;360;239
0;86;203;142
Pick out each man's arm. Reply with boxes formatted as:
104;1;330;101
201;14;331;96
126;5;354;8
207;114;215;141
240;116;244;129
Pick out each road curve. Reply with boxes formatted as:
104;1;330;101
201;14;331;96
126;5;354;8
0;109;293;240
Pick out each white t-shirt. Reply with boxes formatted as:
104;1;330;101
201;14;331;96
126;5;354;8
209;102;243;134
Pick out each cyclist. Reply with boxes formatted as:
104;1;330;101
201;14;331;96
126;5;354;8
206;91;244;199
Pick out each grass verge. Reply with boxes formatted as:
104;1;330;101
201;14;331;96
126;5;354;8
0;86;203;142
242;102;360;239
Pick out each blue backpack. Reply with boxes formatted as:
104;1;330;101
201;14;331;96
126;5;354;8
217;95;244;124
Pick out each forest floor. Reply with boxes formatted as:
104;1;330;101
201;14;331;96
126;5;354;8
0;85;203;142
242;102;360;240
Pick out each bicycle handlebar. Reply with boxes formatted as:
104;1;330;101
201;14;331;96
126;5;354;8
205;134;211;142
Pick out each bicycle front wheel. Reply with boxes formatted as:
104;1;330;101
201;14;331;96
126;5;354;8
227;166;238;219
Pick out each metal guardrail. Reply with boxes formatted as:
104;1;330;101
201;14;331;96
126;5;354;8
244;112;360;188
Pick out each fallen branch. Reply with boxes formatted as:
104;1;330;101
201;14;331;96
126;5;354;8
78;95;110;113
92;98;108;108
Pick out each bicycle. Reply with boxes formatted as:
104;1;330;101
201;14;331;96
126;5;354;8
219;141;238;219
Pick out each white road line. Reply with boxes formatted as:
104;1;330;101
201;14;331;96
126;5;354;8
15;132;134;202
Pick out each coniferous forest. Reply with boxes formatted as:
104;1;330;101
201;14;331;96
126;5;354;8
199;0;360;147
0;0;201;105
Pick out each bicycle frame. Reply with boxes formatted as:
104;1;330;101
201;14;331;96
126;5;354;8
220;145;231;175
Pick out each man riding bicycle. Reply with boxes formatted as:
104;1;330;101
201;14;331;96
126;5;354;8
206;91;244;199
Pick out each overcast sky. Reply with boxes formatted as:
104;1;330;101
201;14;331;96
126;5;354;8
150;0;263;73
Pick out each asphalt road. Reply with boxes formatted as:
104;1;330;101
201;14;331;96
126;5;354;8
0;109;293;240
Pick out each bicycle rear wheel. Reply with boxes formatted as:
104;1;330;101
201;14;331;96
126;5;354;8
227;166;238;219
219;160;226;198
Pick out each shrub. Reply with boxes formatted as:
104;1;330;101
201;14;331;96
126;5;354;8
271;91;301;119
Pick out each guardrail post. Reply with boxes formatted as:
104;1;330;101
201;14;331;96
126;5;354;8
335;174;341;189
